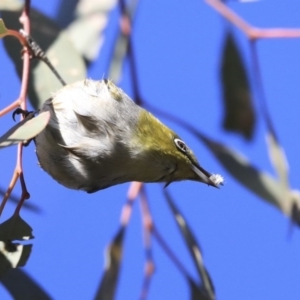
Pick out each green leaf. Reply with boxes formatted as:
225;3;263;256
108;32;129;83
1;9;87;109
189;280;214;300
0;269;52;299
164;190;215;300
0;0;22;10
32;29;86;108
0;19;8;37
95;227;125;300
0;251;13;277
0;111;50;148
0;214;33;241
0;214;33;276
0;242;32;273
64;0;117;62
198;133;300;219
221;31;255;140
108;0;140;82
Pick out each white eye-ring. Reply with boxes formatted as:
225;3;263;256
174;138;188;153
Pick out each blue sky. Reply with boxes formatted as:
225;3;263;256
1;1;300;299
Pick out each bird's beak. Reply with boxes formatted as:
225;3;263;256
191;163;223;188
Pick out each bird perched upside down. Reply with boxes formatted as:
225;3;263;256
35;79;224;193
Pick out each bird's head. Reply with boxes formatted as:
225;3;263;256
132;109;224;188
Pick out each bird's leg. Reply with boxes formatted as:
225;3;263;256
12;108;33;121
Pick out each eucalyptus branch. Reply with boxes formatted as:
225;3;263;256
205;0;300;40
139;188;155;300
120;182;143;226
0;1;32;216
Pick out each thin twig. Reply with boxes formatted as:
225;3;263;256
152;227;191;280
20;30;67;86
249;41;277;139
0;186;41;212
139;187;155;300
206;0;253;36
120;182;143;226
14;183;30;216
127;181;143;200
0;29;28;47
0;100;20;118
0;172;19;216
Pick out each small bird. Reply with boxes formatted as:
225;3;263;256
35;79;223;193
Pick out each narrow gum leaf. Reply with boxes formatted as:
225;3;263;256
220;31;255;140
0;269;52;299
0;0;23;10
164;190;215;299
0;214;34;241
188;279;216;300
0;111;50;148
64;0;117;61
189;279;215;300
0;214;33;276
0;243;32;276
0;19;8;37
197;134;297;216
31;29;87;109
108;34;127;82
94;227;125;300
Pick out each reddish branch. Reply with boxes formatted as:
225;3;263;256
0;30;28;118
120;182;143;226
139;188;155;300
0;1;31;216
205;0;300;40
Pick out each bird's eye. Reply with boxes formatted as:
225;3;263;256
174;138;188;153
